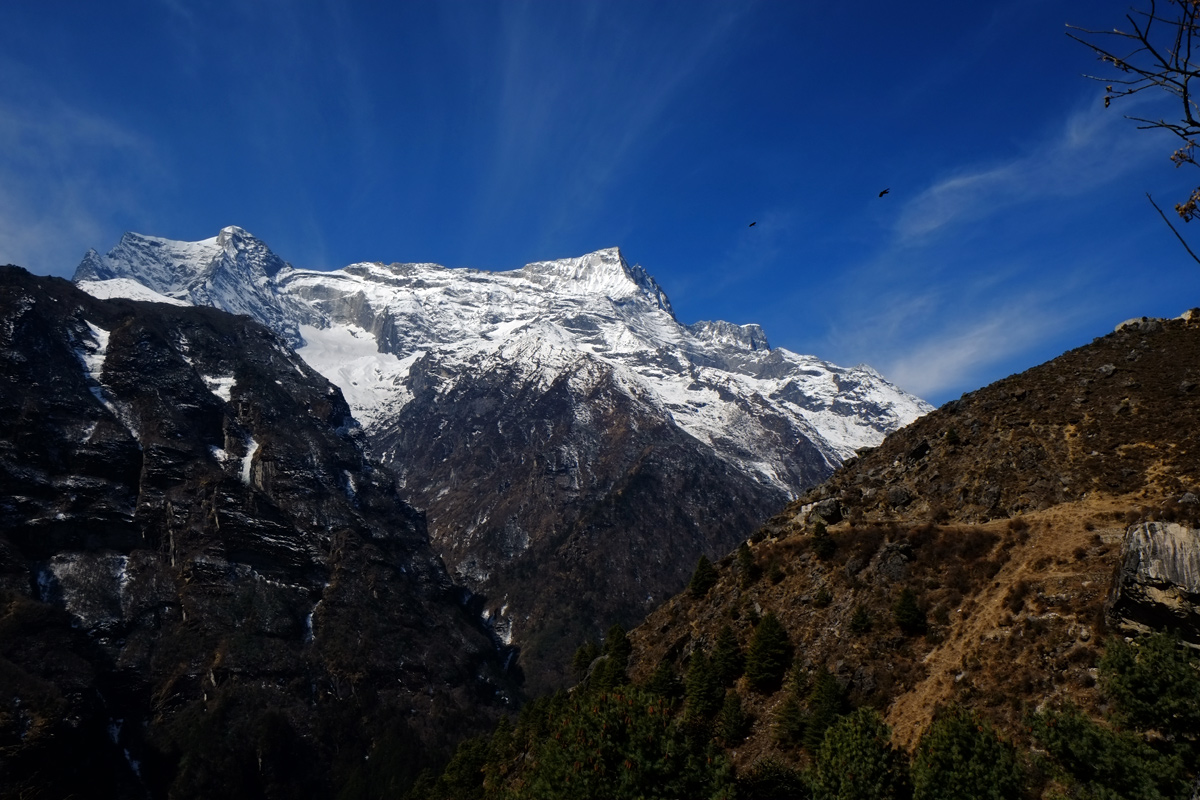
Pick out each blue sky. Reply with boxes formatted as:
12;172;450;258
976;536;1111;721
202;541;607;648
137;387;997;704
1;0;1195;405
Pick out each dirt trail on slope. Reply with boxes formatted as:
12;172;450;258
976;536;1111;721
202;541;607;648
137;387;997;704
885;494;1137;748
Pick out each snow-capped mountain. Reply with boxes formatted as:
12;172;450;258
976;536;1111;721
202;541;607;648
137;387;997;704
80;230;926;488
76;226;306;346
75;227;931;690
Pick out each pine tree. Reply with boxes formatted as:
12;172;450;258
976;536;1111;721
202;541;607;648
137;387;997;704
772;691;806;748
429;735;491;800
689;554;719;597
911;707;1022;800
604;624;631;673
848;605;872;635
737;542;760;587
715;691;751;746
588;624;632;691
711;625;744;686
515;686;733;800
589;655;621;692
744;612;792;693
684;650;723;724
1030;702;1190;800
811;708;910;800
844;606;873;638
604;623;633;666
892;587;927;635
571;639;600;682
804;667;848;752
773;662;809;747
1099;632;1200;742
1029;633;1200;800
645;660;683;700
737;757;807;800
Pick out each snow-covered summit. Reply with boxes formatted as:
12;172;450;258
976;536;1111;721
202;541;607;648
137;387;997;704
74;227;303;345
74;227;932;494
518;247;674;313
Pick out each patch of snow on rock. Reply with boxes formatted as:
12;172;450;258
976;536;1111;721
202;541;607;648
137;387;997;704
296;323;417;427
201;374;235;402
241;437;259;486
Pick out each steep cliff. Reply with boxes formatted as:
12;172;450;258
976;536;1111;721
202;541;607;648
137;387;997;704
0;267;511;798
1107;520;1200;641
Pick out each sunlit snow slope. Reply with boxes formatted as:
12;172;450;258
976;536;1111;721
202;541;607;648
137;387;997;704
274;247;930;493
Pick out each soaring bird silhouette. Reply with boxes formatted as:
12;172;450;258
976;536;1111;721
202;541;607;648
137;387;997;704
748;221;757;227
878;188;890;197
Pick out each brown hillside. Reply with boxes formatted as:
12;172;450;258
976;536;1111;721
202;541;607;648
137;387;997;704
626;313;1200;764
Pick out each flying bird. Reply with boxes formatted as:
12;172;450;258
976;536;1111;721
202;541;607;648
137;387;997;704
748;221;757;227
878;188;890;197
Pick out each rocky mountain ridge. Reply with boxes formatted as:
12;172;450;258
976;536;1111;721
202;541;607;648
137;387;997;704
77;229;927;473
623;310;1200;766
74;227;931;690
0;266;512;798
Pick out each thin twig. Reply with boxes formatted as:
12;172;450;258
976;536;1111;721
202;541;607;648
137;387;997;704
1147;191;1200;265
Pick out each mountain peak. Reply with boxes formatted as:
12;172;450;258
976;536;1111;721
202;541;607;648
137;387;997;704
216;225;250;253
214;226;288;277
519;248;675;314
74;226;301;345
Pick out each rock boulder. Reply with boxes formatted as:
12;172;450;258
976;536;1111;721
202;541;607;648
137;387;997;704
1106;521;1200;644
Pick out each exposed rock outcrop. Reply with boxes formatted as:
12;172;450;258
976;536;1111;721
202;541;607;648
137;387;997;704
1107;521;1200;644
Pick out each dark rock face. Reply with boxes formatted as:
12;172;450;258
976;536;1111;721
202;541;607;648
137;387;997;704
0;267;509;798
1107;522;1200;644
373;352;790;693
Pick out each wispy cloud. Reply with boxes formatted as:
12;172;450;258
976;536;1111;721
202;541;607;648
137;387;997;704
895;97;1163;241
0;84;163;276
474;2;747;254
154;0;195;27
877;297;1068;399
811;93;1181;401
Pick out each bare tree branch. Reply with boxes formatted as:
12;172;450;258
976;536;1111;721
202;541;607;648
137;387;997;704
1073;0;1200;261
1147;192;1200;265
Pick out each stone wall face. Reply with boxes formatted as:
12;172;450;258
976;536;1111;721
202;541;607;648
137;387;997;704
1107;521;1200;644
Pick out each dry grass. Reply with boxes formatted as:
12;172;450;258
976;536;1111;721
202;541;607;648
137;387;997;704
628;490;1148;763
883;493;1127;747
627;317;1200;766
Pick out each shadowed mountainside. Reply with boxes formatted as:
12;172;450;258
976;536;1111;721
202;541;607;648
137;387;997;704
0;267;513;798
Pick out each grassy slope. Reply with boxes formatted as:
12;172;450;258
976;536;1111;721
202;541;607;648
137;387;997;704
627;314;1200;766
